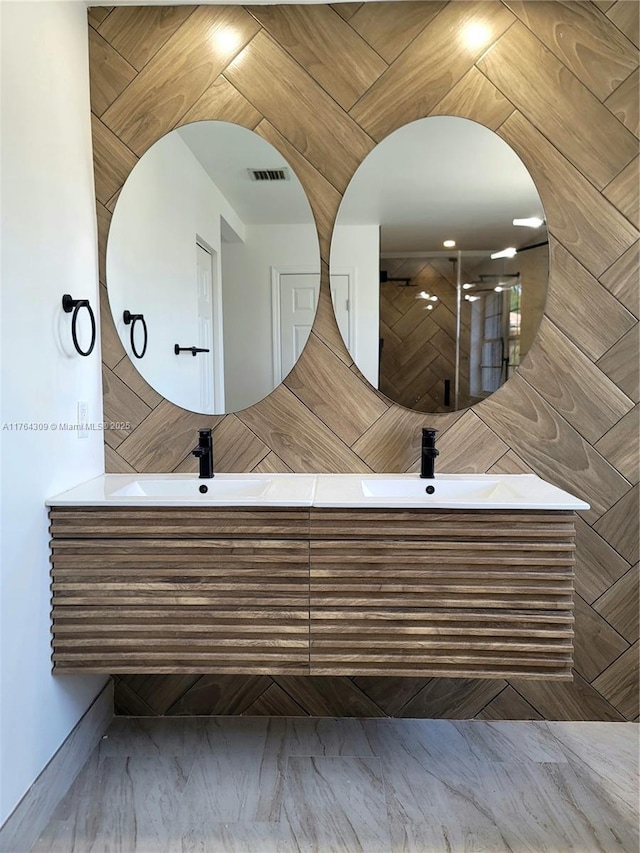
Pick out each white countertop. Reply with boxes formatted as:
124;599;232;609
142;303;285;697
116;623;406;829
46;472;590;510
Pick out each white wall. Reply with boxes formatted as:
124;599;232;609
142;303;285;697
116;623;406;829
107;132;245;414
221;224;320;412
330;224;380;386
0;1;106;826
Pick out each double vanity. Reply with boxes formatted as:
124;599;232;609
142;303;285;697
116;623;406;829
47;472;587;682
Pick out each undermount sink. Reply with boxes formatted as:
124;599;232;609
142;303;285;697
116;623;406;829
314;473;590;510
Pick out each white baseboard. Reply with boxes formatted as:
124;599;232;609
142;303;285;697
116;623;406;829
0;679;113;853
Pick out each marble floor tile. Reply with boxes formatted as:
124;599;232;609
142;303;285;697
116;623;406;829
281;756;391;852
26;718;639;853
285;716;377;757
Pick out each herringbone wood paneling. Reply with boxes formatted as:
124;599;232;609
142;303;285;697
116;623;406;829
88;2;639;720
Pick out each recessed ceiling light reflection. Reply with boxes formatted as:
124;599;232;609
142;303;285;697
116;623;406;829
464;294;480;302
443;239;456;248
490;247;517;260
462;283;475;290
513;217;544;228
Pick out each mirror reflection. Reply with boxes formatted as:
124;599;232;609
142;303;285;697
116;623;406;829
330;116;548;412
107;121;321;414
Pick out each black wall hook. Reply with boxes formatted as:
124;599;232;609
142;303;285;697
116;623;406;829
62;294;96;357
123;310;148;359
174;345;210;356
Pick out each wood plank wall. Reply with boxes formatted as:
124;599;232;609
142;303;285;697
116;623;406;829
89;1;639;721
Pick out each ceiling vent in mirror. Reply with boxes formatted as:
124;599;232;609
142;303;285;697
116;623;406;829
248;167;290;182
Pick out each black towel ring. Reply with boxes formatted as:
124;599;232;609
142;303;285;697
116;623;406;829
123;310;148;359
62;294;96;357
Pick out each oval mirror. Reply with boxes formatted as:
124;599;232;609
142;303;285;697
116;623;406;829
107;121;321;414
330;116;548;412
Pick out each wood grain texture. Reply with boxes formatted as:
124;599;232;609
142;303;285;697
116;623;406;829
102;7;260;156
478;22;638;190
350;1;515;141
603;155;639;228
88;28;136;117
600;240;639;317
605;67;639;138
246;5;387;111
97;5;197;71
593;564;639;644
593;484;640;564
504;1;639;101
518;317;635;444
607;0;640;47
594;404;639;483
572;594;629;682
89;2;639;720
592;641;640;718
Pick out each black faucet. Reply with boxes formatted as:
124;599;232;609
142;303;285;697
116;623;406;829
420;427;439;479
191;428;214;479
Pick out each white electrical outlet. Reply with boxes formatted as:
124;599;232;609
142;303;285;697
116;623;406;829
77;401;89;439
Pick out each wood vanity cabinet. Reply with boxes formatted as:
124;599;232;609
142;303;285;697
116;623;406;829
49;506;575;679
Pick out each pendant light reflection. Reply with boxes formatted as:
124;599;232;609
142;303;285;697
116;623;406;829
490;246;517;260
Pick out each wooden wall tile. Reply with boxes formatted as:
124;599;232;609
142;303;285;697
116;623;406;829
101;364;150;449
597;323;640;402
603;156;639;228
105;445;136;475
163;675;270;715
331;4;363;23
593;484;639;564
113;676;157;716
574;516;631;604
241;683;308;716
479;22;637;190
545;241;637;360
115;400;223;472
428;411;508;474
285;333;388;446
592;0;617;12
236;384;373;473
312;278;353;366
572;594;629;682
499;114;638;278
211;415;270;472
97;5;197;71
348;1;446;64
518;318;635;444
272;676;386;716
102;7;260;156
180;75;262;129
607;0;639;48
511;671;626;720
399;678;507;719
88;28;136;118
115;674;201;715
88;6;112;29
593;564;640;644
252;452;293;475
91;115;137;206
352;406;462;472
225;31;374;193
592;641;640;718
599;240;639;317
350;0;514;140
594;405;639;484
99;283;126;370
476;375;631;522
350;677;427;716
475;686;544;720
605;68;639;138
112;359;163;411
96;202;111;285
504;1;638;101
247;5;387;111
429;67;514;130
